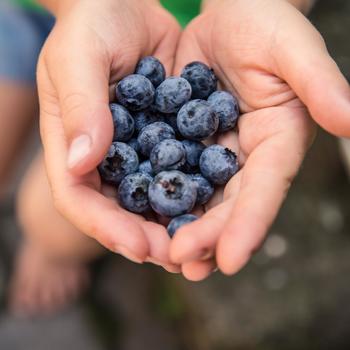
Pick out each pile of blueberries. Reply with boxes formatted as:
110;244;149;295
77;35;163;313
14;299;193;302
99;57;240;237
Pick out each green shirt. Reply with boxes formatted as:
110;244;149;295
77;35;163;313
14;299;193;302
161;0;201;27
14;0;42;11
14;0;201;26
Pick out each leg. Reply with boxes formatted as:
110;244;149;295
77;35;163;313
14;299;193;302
0;82;37;197
9;152;105;316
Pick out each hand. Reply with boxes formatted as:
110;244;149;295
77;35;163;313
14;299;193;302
38;0;181;271
169;0;350;280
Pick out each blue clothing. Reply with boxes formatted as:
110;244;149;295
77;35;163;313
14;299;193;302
0;1;54;83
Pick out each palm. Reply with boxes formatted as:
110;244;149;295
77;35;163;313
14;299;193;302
170;2;316;280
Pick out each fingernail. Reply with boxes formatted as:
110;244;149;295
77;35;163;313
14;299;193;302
200;249;214;261
67;134;91;169
163;264;181;274
146;256;163;266
115;245;143;264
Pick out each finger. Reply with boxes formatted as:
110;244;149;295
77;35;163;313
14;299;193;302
39;67;149;263
181;259;217;282
170;193;237;264
173;23;209;76
217;107;314;275
169;131;242;264
273;7;350;136
44;36;114;175
142;221;172;265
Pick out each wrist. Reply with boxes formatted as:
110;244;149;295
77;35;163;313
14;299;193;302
37;0;77;17
38;0;161;18
201;0;316;14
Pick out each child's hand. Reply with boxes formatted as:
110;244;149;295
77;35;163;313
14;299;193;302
38;0;181;270
169;0;350;280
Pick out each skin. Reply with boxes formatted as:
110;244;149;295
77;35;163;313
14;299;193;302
170;0;350;280
36;0;350;280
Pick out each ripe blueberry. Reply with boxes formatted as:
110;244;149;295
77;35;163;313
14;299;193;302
208;91;239;132
167;214;198;238
118;172;153;213
177;99;219;140
132;109;163;134
182;140;206;173
99;142;139;185
181;61;217;99
135;56;166;87
138;160;154;176
110;103;135;142
116;74;155;111
154;77;192;113
137;121;175;157
189;174;214;205
199;145;239;185
150;139;186;174
148;170;197;217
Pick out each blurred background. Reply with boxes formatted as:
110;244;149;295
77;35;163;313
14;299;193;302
0;0;349;349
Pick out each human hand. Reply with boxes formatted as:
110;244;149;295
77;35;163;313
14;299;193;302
170;0;350;280
38;0;181;271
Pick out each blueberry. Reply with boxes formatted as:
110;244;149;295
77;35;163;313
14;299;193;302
182;140;206;173
135;56;166;87
127;137;140;154
133;110;163;134
199;145;239;185
148;171;197;217
110;103;135;142
99;142;139;185
138;160;154;176
154;77;192;113
208;91;239;132
163;113;182;138
150;139;186;174
118;172;153;214
181;61;217;99
116;74;155;111
177;99;219;140
167;214;198;238
189;174;214;205
137;121;175;157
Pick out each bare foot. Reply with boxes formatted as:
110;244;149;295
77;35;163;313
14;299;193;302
8;242;90;317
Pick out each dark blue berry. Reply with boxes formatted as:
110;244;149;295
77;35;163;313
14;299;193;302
137;122;175;157
182;140;206;173
177;99;219;140
163;113;182;138
116;74;155;111
110;103;134;142
208;91;239;132
181;61;217;99
118;172;153;214
135;56;166;87
154;77;192;113
138;160;154;176
150;139;186;174
99;142;139;185
127;137;140;154
189;174;214;205
133;110;163;134
148;171;197;217
167;214;198;238
199;145;239;185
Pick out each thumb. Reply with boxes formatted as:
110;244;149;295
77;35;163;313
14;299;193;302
48;44;114;175
274;11;350;137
